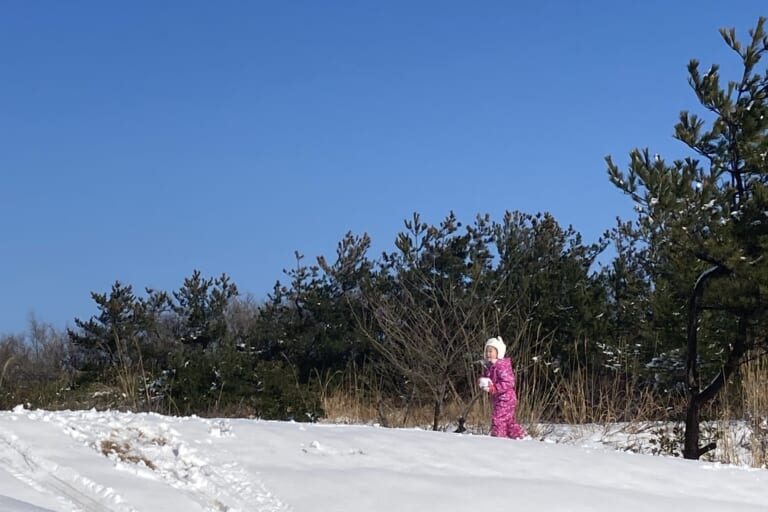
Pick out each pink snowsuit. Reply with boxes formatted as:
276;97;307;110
483;357;526;439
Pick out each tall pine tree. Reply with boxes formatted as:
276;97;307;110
607;18;768;459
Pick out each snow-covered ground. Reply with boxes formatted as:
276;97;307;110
0;406;766;511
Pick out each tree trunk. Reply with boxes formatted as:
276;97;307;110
432;397;442;431
683;265;730;459
683;397;701;459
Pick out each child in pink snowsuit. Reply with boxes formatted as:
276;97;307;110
478;336;526;439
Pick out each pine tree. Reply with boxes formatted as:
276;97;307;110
68;281;143;378
172;270;238;350
607;18;768;459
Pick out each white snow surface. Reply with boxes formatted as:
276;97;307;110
0;406;766;511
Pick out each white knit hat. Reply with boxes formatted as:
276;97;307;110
484;336;506;359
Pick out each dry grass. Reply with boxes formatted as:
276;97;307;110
320;335;675;435
314;362;380;425
99;439;157;470
0;356;15;391
98;428;169;470
552;369;669;425
740;353;768;468
321;390;379;424
515;336;674;434
321;383;491;432
699;353;768;468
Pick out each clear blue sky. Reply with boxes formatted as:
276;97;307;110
1;1;765;334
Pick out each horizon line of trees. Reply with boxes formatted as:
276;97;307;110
0;210;661;421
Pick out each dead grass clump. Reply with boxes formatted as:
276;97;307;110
740;353;768;468
100;439;156;470
99;429;167;470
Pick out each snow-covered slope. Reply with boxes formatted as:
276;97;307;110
0;407;766;511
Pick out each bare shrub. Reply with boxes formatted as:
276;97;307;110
0;321;73;408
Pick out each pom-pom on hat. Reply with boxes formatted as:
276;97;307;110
484;336;506;359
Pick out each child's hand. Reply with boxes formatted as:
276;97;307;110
487;381;496;394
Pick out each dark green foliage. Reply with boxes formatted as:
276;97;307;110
172;270;238;350
245;233;374;384
250;359;322;421
593;220;666;384
68;282;148;381
492;211;608;370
